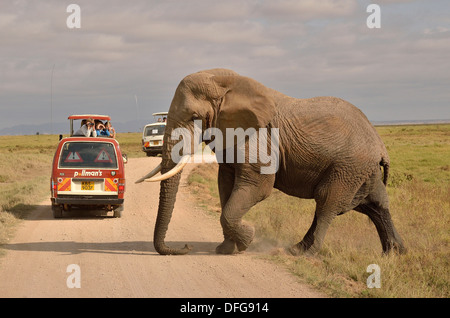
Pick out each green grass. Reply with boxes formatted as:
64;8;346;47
379;125;450;185
187;124;450;298
0;135;56;254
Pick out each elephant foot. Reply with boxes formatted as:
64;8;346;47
288;241;318;256
216;224;255;254
288;243;305;256
382;241;407;255
216;239;237;254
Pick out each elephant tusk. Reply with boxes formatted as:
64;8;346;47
146;155;191;182
135;163;162;184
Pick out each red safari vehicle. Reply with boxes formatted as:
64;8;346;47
50;115;126;218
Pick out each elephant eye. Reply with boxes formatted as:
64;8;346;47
192;114;200;121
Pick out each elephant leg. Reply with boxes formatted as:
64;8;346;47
216;168;274;254
217;188;258;254
218;164;235;209
290;173;358;256
216;164;237;254
289;201;337;255
354;178;406;254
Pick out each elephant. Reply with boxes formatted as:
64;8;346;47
137;68;406;256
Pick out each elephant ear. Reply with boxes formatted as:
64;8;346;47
212;75;277;132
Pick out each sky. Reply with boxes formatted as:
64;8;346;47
1;0;449;133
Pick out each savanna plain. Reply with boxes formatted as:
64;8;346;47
0;124;449;297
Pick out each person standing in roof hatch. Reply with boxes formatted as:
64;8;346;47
105;121;116;138
74;117;97;137
95;121;110;137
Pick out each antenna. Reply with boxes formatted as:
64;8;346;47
135;94;139;132
51;64;55;135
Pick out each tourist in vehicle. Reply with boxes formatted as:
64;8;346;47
96;121;110;137
105;121;116;138
74;118;97;137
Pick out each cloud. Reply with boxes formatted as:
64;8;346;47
250;45;286;58
376;0;416;3
0;0;449;131
258;0;357;20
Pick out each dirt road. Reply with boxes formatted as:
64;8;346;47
0;157;323;298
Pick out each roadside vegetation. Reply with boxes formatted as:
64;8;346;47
0;134;55;254
187;124;450;298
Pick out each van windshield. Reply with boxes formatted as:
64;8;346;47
144;124;165;136
59;141;118;169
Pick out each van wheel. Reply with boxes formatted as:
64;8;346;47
52;205;63;218
113;205;123;218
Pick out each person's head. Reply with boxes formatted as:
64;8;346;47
105;121;112;128
86;118;95;128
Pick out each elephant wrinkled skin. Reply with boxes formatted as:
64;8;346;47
139;68;406;256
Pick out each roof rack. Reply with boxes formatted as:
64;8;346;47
152;112;168;116
68;114;111;121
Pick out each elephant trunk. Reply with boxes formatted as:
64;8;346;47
153;135;192;255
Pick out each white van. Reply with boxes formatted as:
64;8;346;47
142;112;167;156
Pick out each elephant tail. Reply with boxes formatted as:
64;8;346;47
380;157;389;186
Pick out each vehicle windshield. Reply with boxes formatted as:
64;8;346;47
144;124;165;136
59;141;118;169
